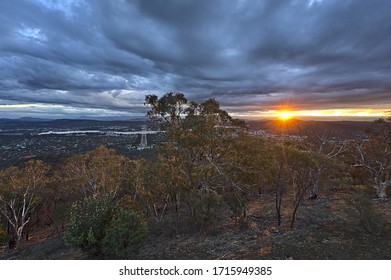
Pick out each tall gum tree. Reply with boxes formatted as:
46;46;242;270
296;124;348;198
60;146;130;198
354;117;391;199
144;93;246;188
268;143;327;227
0;160;49;250
144;92;247;222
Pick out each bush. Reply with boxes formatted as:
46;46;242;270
0;226;8;246
65;194;148;258
64;193;115;250
102;208;147;258
344;189;386;234
187;190;223;225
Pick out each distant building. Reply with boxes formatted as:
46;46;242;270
138;125;148;149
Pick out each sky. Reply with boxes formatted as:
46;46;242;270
0;0;391;120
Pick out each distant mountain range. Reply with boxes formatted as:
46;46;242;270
0;117;146;130
0;116;145;122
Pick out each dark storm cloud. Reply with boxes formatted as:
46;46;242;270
0;0;390;118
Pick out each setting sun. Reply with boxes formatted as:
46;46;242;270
244;108;387;121
278;110;293;121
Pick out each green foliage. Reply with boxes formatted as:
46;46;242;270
190;190;223;224
355;117;391;199
227;135;276;189
344;188;386;234
65;194;148;258
102;207;147;258
145;92;188;130
222;190;248;227
53;203;72;229
64;193;115;250
0;159;50;249
60;146;130;197
144;92;248;231
0;226;8;246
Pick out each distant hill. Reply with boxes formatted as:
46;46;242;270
17;117;51;122
0;118;146;131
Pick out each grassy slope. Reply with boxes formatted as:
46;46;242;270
2;190;391;260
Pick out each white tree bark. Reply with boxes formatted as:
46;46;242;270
355;141;390;199
374;173;389;199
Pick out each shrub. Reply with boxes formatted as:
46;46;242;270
0;226;8;246
102;208;147;258
344;189;386;234
64;193;114;250
187;190;223;224
65;194;148;258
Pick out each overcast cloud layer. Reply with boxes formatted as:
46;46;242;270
1;0;391;119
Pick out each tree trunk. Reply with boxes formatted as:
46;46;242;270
275;191;282;226
308;167;321;199
290;200;301;229
15;230;22;251
375;174;389;199
375;182;388;199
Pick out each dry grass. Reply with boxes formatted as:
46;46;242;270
2;191;391;260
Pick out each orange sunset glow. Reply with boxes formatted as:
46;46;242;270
278;110;294;121
237;108;389;120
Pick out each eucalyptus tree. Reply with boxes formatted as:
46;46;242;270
269;144;328;227
0;160;50;250
296;124;348;198
145;92;187;133
284;148;324;228
60;146;130;198
145;92;246;225
354;117;391;199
